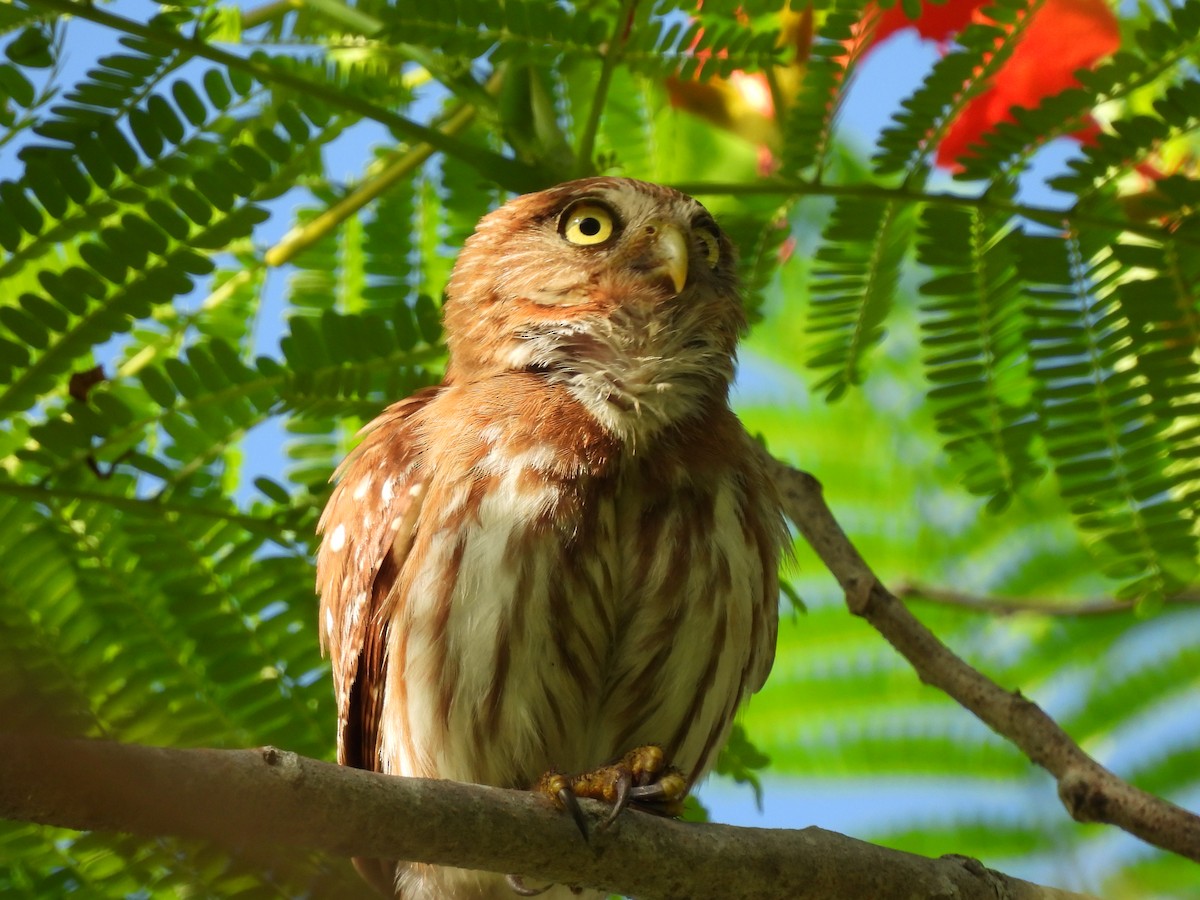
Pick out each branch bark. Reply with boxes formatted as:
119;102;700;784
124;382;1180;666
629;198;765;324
0;733;1094;900
759;452;1200;863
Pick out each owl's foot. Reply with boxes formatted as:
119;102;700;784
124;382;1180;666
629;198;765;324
537;744;688;838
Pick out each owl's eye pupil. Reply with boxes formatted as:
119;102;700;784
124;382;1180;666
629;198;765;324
579;218;601;237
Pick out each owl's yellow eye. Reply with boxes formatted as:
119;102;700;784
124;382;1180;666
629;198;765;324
696;227;721;269
560;201;617;246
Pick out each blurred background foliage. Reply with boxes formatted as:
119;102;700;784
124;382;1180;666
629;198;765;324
0;0;1197;896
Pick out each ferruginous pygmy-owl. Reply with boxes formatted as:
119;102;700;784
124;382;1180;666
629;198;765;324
316;177;788;899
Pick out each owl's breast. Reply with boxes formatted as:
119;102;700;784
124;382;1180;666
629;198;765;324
379;380;781;792
590;444;780;781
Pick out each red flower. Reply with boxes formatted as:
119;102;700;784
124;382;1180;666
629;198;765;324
871;0;987;45
863;0;1121;169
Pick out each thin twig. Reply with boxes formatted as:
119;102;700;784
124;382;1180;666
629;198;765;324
759;451;1200;863
897;583;1200;617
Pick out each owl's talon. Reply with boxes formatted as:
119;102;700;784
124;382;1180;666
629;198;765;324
595;769;631;833
538;771;591;839
559;786;590;839
506;874;551;896
629;768;688;803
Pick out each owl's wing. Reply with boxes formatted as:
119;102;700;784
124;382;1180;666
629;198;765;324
316;387;440;772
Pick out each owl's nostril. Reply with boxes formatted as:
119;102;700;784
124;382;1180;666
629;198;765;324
644;224;657;235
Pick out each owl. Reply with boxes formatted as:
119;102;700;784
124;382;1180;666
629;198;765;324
316;177;788;898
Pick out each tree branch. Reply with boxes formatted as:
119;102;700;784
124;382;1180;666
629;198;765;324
0;733;1095;900
759;453;1200;863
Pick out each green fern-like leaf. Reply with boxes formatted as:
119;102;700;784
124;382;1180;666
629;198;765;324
361;165;419;310
1053;80;1200;203
1109;232;1200;513
376;0;606;66
1020;228;1199;599
806;194;916;400
1065;635;1200;743
915;202;1042;508
781;0;871;177
0;77;332;418
877;815;1059;861
29;26;187;144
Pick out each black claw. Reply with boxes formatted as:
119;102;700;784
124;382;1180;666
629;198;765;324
559;786;590;840
596;770;631;833
506;874;551;896
629;782;668;801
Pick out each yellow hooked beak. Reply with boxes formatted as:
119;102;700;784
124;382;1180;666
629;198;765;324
644;220;689;295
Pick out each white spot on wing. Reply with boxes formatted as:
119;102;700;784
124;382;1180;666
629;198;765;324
328;523;347;552
353;475;373;500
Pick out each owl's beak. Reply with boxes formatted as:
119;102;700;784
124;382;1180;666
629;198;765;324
644;221;689;295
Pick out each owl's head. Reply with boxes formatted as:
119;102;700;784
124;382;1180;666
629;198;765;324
444;177;746;440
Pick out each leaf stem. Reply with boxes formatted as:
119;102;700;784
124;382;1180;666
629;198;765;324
300;0;383;35
0;480;302;534
671;179;1199;247
240;0;299;30
575;0;638;176
49;344;446;483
